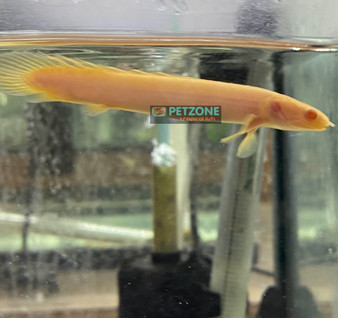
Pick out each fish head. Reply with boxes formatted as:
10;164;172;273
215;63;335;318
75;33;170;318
266;96;334;131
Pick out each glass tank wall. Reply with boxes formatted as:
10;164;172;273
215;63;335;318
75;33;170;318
0;1;337;318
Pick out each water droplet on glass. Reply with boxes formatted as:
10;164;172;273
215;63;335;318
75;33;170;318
157;0;166;11
172;0;189;13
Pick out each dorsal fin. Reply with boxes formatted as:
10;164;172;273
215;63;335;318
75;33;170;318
0;51;176;81
0;51;176;103
107;68;175;77
0;52;116;98
155;72;173;77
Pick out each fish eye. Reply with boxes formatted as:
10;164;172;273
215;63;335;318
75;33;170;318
305;109;318;120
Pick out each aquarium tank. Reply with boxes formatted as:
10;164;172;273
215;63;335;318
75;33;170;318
0;0;337;318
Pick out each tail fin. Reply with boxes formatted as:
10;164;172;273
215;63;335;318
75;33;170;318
0;52;60;102
0;53;38;96
0;51;106;102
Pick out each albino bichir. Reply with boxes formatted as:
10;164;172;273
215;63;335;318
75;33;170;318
0;52;334;158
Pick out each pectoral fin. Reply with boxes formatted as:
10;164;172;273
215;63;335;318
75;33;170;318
237;130;258;158
220;114;265;143
220;114;265;158
220;126;248;143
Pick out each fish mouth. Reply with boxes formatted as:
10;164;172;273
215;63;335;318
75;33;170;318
289;118;335;131
296;109;335;130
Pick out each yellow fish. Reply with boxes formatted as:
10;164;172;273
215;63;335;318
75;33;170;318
0;52;334;158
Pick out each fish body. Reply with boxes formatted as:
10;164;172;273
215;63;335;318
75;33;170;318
0;52;334;157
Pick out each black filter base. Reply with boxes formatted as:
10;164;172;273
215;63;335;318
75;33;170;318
118;252;220;318
258;285;319;318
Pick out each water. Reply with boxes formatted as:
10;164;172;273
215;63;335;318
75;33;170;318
0;34;337;317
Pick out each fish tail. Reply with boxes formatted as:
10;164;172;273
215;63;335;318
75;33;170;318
0;52;107;103
0;52;55;101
